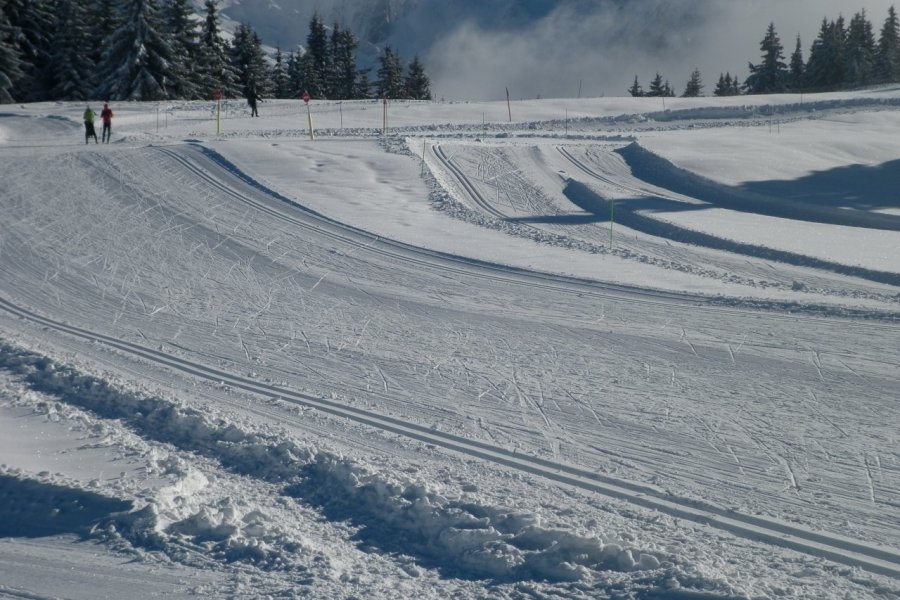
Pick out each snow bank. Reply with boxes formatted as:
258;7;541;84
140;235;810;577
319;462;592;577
0;342;685;585
290;454;666;582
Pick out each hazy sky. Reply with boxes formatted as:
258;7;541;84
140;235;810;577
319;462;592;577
421;0;899;100
222;0;900;100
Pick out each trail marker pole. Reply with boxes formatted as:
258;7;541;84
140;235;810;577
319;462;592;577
156;104;159;133
383;98;388;135
212;89;222;135
506;87;512;122
565;108;568;138
609;200;614;250
302;91;314;140
421;139;427;177
578;79;582;99
339;102;343;129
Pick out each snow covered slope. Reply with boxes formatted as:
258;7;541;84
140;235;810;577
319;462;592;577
0;90;898;598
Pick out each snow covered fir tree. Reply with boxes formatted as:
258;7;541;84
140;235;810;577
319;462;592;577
0;0;432;103
628;7;900;97
3;3;900;102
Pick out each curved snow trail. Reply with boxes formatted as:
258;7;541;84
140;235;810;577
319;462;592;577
2;295;900;579
616;142;900;232
429;139;900;296
2;138;900;580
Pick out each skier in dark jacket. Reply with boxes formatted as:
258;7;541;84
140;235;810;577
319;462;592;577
100;103;113;143
247;85;259;117
83;107;98;144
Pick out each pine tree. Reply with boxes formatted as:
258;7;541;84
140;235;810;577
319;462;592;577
95;0;173;101
295;51;318;99
682;68;703;97
745;22;789;94
162;0;201;99
230;23;269;102
3;0;55;100
286;50;303;98
48;0;93;100
269;45;289;98
404;55;430;100
305;13;328;97
647;72;666;96
91;0;118;66
330;25;357;100
196;0;237;98
355;67;371;99
376;46;404;98
805;18;846;91
875;5;900;83
844;10;877;87
0;1;23;103
627;75;643;97
788;35;805;90
714;72;740;96
663;79;675;97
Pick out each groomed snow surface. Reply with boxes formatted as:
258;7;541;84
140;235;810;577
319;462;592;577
0;90;898;599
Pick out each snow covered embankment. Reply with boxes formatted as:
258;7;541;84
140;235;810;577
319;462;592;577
0;342;692;585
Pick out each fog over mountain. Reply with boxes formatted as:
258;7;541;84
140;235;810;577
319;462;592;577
212;0;898;100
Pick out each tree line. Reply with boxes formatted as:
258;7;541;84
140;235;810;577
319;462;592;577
631;6;900;98
0;0;432;104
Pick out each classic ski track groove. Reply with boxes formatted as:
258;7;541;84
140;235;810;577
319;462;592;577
2;294;899;579
431;144;509;220
5;142;898;577
0;144;900;578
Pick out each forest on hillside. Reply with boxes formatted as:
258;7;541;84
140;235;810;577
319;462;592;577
0;0;431;104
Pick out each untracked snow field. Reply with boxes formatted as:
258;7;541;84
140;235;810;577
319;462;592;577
0;90;899;599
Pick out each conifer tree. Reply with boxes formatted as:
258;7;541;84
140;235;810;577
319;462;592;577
844;10;877;87
805;18;846;91
745;22;789;94
95;0;173;101
91;0;118;65
286;50;302;97
48;0;93;100
875;5;900;82
3;0;54;100
230;23;269;101
647;72;666;96
355;67;371;99
294;51;318;99
196;0;238;98
0;1;23;103
163;0;201;99
330;25;358;99
404;55;431;100
376;46;404;98
269;45;289;98
627;75;643;97
714;72;740;96
788;35;805;90
305;13;328;97
682;68;703;97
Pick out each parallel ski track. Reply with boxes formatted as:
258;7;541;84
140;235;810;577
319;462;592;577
3;142;899;577
155;144;711;313
2;293;899;579
431;145;509;219
557;145;650;198
152;144;898;334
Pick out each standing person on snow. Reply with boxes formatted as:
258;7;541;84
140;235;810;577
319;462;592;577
247;85;259;117
100;102;113;143
83;107;98;144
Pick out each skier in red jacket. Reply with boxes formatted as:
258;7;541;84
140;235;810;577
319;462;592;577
100;103;113;143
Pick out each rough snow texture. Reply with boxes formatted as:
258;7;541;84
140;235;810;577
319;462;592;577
0;90;899;598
